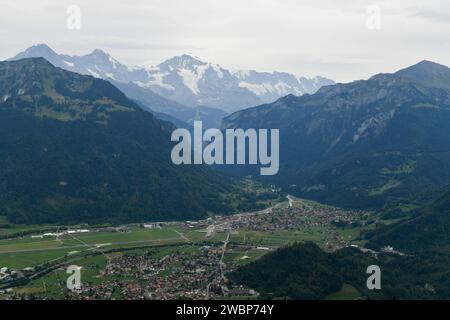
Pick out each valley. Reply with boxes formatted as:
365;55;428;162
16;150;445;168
1;56;450;301
2;0;450;305
0;196;376;300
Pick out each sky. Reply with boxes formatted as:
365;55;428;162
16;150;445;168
0;0;450;82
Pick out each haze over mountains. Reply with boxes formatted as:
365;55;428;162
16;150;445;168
12;44;334;115
224;60;450;211
0;57;272;224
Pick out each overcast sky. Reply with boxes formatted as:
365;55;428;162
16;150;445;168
1;0;449;82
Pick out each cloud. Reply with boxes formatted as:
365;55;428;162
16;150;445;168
413;10;450;23
75;36;204;51
0;0;449;82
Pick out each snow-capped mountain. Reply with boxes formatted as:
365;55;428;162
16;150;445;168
143;54;334;112
142;55;263;112
233;70;334;105
12;44;149;83
11;44;334;113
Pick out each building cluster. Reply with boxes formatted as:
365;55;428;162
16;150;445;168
0;266;34;283
229;203;362;233
66;245;257;300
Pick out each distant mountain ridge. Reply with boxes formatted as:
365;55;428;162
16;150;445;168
110;80;228;129
395;60;450;90
223;60;450;210
11;44;334;113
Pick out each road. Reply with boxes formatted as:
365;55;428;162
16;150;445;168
174;229;191;243
206;231;230;299
287;195;294;208
219;232;230;280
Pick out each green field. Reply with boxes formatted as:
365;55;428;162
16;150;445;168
2;224;306;270
59;228;180;246
0;227;187;269
230;227;328;248
15;254;110;299
326;284;362;300
0;248;77;269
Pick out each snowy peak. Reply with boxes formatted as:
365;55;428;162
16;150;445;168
86;49;110;58
13;44;61;66
20;44;57;57
10;44;334;112
10;44;146;82
235;71;300;98
144;56;334;111
84;49;122;69
234;69;334;101
158;54;205;70
154;54;228;87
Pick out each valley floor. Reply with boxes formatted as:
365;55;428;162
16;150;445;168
0;196;382;300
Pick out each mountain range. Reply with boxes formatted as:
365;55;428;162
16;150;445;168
4;49;450;300
223;60;450;211
0;57;273;224
12;44;334;115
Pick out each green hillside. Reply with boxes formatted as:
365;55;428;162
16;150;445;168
0;58;274;225
367;186;450;253
230;242;450;300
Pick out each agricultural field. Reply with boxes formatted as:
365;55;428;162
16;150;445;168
0;227;187;269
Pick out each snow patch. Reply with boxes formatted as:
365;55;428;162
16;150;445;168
63;60;74;67
239;81;270;96
233;70;251;79
178;68;201;95
109;56;119;69
211;64;224;79
87;68;101;78
274;81;293;96
136;72;175;91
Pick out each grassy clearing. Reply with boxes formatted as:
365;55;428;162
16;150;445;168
0;238;67;253
380;160;416;175
59;228;180;246
17;254;109;299
326;284;362;300
230;227;328;249
368;179;402;196
0;248;76;269
0;227;184;269
337;227;361;240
